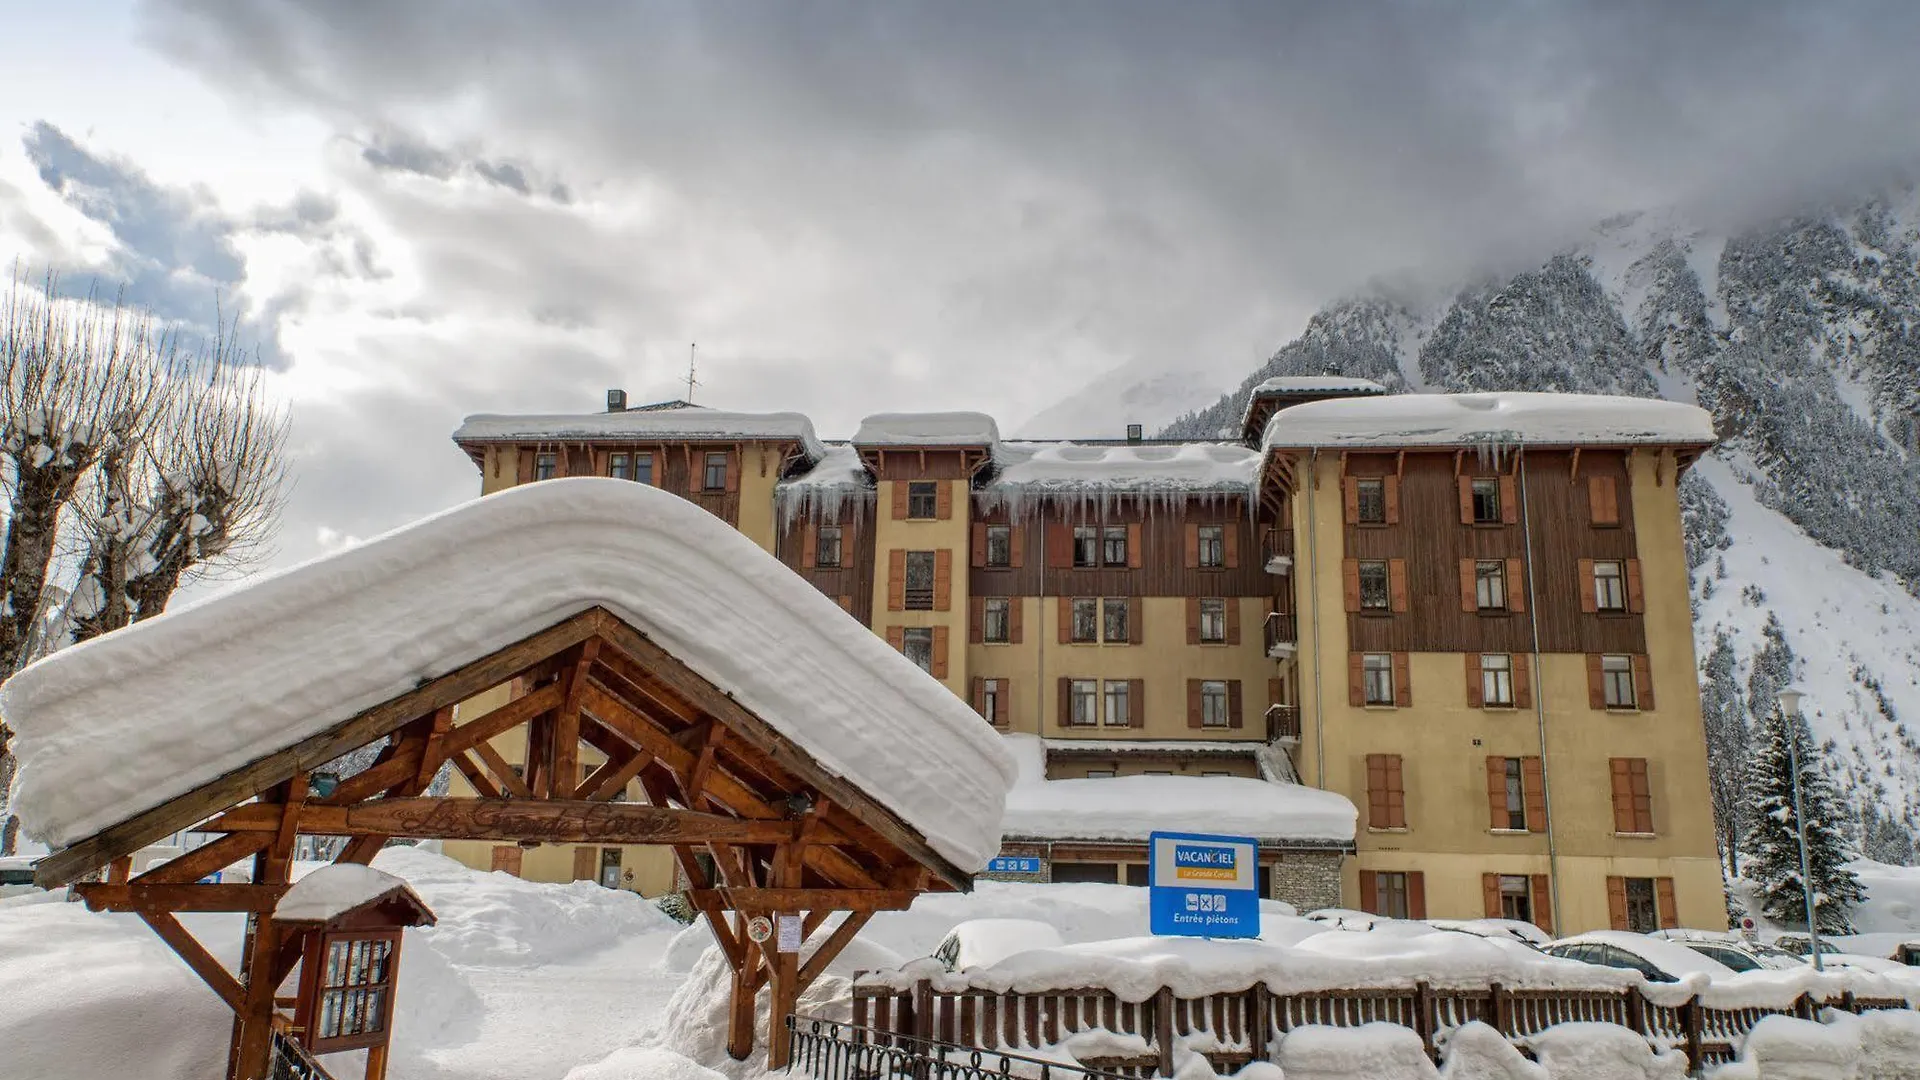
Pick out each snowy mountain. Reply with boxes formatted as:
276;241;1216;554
1149;192;1920;864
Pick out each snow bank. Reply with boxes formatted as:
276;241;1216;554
1724;1014;1863;1080
852;411;1002;447
275;863;417;923
1277;1023;1439;1080
3;478;1016;871
1439;1021;1545;1079
560;1046;728;1080
1000;734;1357;843
1526;1022;1686;1080
453;408;828;462
1262;391;1716;450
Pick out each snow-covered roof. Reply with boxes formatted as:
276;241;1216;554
975;441;1259;521
773;444;874;528
275;863;427;924
453;408;828;462
1249;375;1389;397
998;735;1354;844
1262;391;1717;451
851;412;1002;448
2;478;1016;871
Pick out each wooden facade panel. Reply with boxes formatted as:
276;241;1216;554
862;448;979;481
968;500;1268;598
775;501;878;626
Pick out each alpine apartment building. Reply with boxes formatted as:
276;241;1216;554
440;379;1728;936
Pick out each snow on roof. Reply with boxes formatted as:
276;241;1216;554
2;479;1016;870
275;863;422;923
978;441;1259;521
998;734;1354;845
453;408;828;462
1262;391;1717;451
773;444;873;528
1249;375;1389;397
851;412;1002;447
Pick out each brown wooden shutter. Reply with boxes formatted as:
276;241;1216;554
724;452;740;493
1482;874;1502;918
1500;475;1518;524
887;550;906;611
1186;597;1201;645
1225;600;1241;646
1522;757;1547;833
1058;678;1071;728
1626;559;1645;613
1514;653;1533;709
1656;878;1678;929
1184;524;1200;568
1607;876;1629;930
801;525;818;568
1359;870;1379;914
1389;558;1409;612
1047;523;1072;568
1485;756;1507;829
1457;476;1475;524
1385;755;1405;828
971;523;987;568
1407;871;1427;919
1610;758;1634;833
931;626;950;679
1578;558;1597;613
1466;653;1485;708
1342;478;1360;524
1129;598;1143;645
935;481;953;520
997;679;1012;726
1459;559;1477;612
571;845;596;881
1187;679;1203;729
1589;475;1620;525
1366;754;1390;828
1631;758;1653;833
516;449;534;485
1348;653;1365;707
968;596;984;643
1393;652;1411;708
1384;475;1401;525
1530;875;1553;935
891;481;909;519
886;625;905;651
1227;680;1243;729
933;549;953;611
1586;654;1606;710
1224;526;1240;569
1343;559;1362;612
1127;523;1143;568
971;677;986;716
1057;596;1072;645
1633;654;1656;711
1128;679;1144;728
1009;525;1025;568
1505;558;1526;613
1009;598;1024;644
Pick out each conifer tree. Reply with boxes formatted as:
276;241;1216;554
1740;703;1866;932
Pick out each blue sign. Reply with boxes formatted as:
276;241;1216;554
1148;831;1260;939
987;856;1042;874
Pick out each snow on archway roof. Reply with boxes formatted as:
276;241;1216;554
1;479;1015;869
453;409;827;462
1261;391;1716;450
1248;375;1389;396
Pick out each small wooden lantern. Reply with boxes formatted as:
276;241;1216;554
275;866;436;1080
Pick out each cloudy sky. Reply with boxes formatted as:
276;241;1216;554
5;1;1920;577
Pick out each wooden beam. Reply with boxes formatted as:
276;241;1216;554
451;751;502;798
471;740;535;799
438;682;565;759
133;831;272;885
552;641;600;800
34;610;605;888
141;912;244;1012
77;882;289;914
206;798;802;846
1569;446;1582;482
414;705;456;792
798;911;874;988
581;747;651;802
687;888;917;912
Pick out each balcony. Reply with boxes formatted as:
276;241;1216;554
1264;611;1297;659
1265;703;1300;743
1262;527;1294;574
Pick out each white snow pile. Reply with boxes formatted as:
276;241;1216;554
452;407;828;462
999;734;1357;844
559;1046;727;1080
1261;391;1716;450
275;862;419;923
851;411;1002;447
1524;1022;1688;1080
1277;1023;1438;1080
1;478;1015;870
1437;1021;1544;1079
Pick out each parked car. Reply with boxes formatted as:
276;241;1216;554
1428;918;1551;949
1649;929;1802;972
930;919;1067;972
0;856;40;899
1542;931;1738;983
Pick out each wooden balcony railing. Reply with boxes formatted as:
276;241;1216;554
1265;704;1300;742
1264;612;1297;658
1262;528;1295;573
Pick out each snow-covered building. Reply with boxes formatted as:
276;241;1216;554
449;388;1724;931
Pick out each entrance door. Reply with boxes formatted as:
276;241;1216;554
572;846;597;882
599;848;623;889
490;845;523;876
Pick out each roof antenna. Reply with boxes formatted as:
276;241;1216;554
685;343;701;404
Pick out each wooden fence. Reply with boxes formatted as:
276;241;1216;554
851;978;1913;1076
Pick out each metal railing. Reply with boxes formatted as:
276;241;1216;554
269;1030;336;1080
786;1015;1136;1080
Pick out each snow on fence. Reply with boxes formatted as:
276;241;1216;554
848;977;1914;1076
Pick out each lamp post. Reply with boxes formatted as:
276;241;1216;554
1776;687;1822;972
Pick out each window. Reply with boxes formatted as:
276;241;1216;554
598;848;623;889
816;526;843;569
310;935;398;1052
1052;861;1117;882
1069;679;1099;726
1103;680;1131;727
1359;560;1391;610
1374;871;1410;919
633;452;654;485
907;481;938;519
1611;757;1654;834
982;678;1002;724
1073;526;1100;568
1071;598;1100;643
1143;770;1173;776
1624;877;1658;934
1594;560;1626;612
608;453;630;480
1103;597;1130;643
1363;653;1395;706
1200;770;1233;778
1198;598;1227;643
986;525;1012;567
1498;875;1532;922
901;628;933;672
1081;771;1115;780
1355;478;1387;524
1103;526;1128;566
1482;653;1514;707
1602;654;1636;708
904;551;936;610
1503;758;1527;831
1471;477;1501;524
983;598;1010;643
534;453;557;481
1124;863;1150;886
1475;560;1507;611
1197;525;1225;568
703;452;729;491
1200;680;1229;727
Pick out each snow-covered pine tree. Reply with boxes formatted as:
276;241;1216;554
1699;632;1749;876
1739;704;1866;933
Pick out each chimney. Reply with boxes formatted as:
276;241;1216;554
1126;423;1144;443
607;389;628;412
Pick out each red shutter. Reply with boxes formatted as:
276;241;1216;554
1500;476;1518;524
1227;680;1243;729
1392;652;1411;708
1633;655;1656;711
887;550;906;611
1514;654;1533;709
1459;559;1477;612
1058;678;1071;728
997;678;1012;727
885;625;905;652
1057;596;1072;645
1466;654;1485;709
1457;476;1475;524
971;677;986;716
1610;759;1634;834
1186;597;1201;645
1656;878;1678;930
1366;754;1390;828
891;482;909;520
1590;476;1619;525
1506;558;1526;613
1578;558;1597;613
1485;757;1507;829
1009;599;1024;644
1348;653;1365;707
968;596;984;644
935;481;953;520
1343;559;1362;612
1226;600;1241;646
1630;758;1653;834
1384;475;1401;525
1482;874;1502;918
1224;526;1239;569
1129;598;1143;646
1127;523;1143;568
724;451;740;493
1128;679;1144;728
931;626;949;679
1407;871;1427;920
1342;478;1360;525
1523;757;1547;833
1530;876;1553;935
1187;680;1203;729
1359;870;1379;914
1009;525;1025;568
933;549;953;611
1587;654;1606;710
1626;559;1645;613
1047;523;1072;568
1607;877;1629;930
1384;755;1405;828
1389;558;1409;613
971;523;987;568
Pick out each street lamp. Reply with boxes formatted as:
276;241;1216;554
1776;687;1822;972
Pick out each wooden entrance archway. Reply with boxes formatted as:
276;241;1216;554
35;606;963;1079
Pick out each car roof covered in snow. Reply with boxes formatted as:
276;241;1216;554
453;407;828;462
1261;391;1717;451
2;478;1016;871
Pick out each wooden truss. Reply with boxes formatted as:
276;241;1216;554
41;607;961;1078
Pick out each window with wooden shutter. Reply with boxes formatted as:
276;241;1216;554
1389;558;1409;612
887;550;906;611
1366;753;1405;829
1589;475;1620;526
1611;757;1653;834
1505;558;1526;613
935;481;953;520
1458;559;1477;612
1522;757;1546;832
1343;558;1362;612
1227;680;1243;728
1514;653;1533;709
1607;876;1629;930
1626;559;1644;613
1392;652;1411;707
933;549;953;611
971;523;988;568
1500;476;1518;523
1465;654;1485;708
1632;654;1655;710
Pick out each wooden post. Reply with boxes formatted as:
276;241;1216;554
227;917;281;1079
725;912;759;1060
913;979;934;1044
1489;983;1510;1036
1682;994;1703;1075
1155;987;1175;1077
1625;987;1646;1035
1249;984;1270;1062
1414;981;1436;1060
1795;992;1816;1021
366;1042;391;1080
